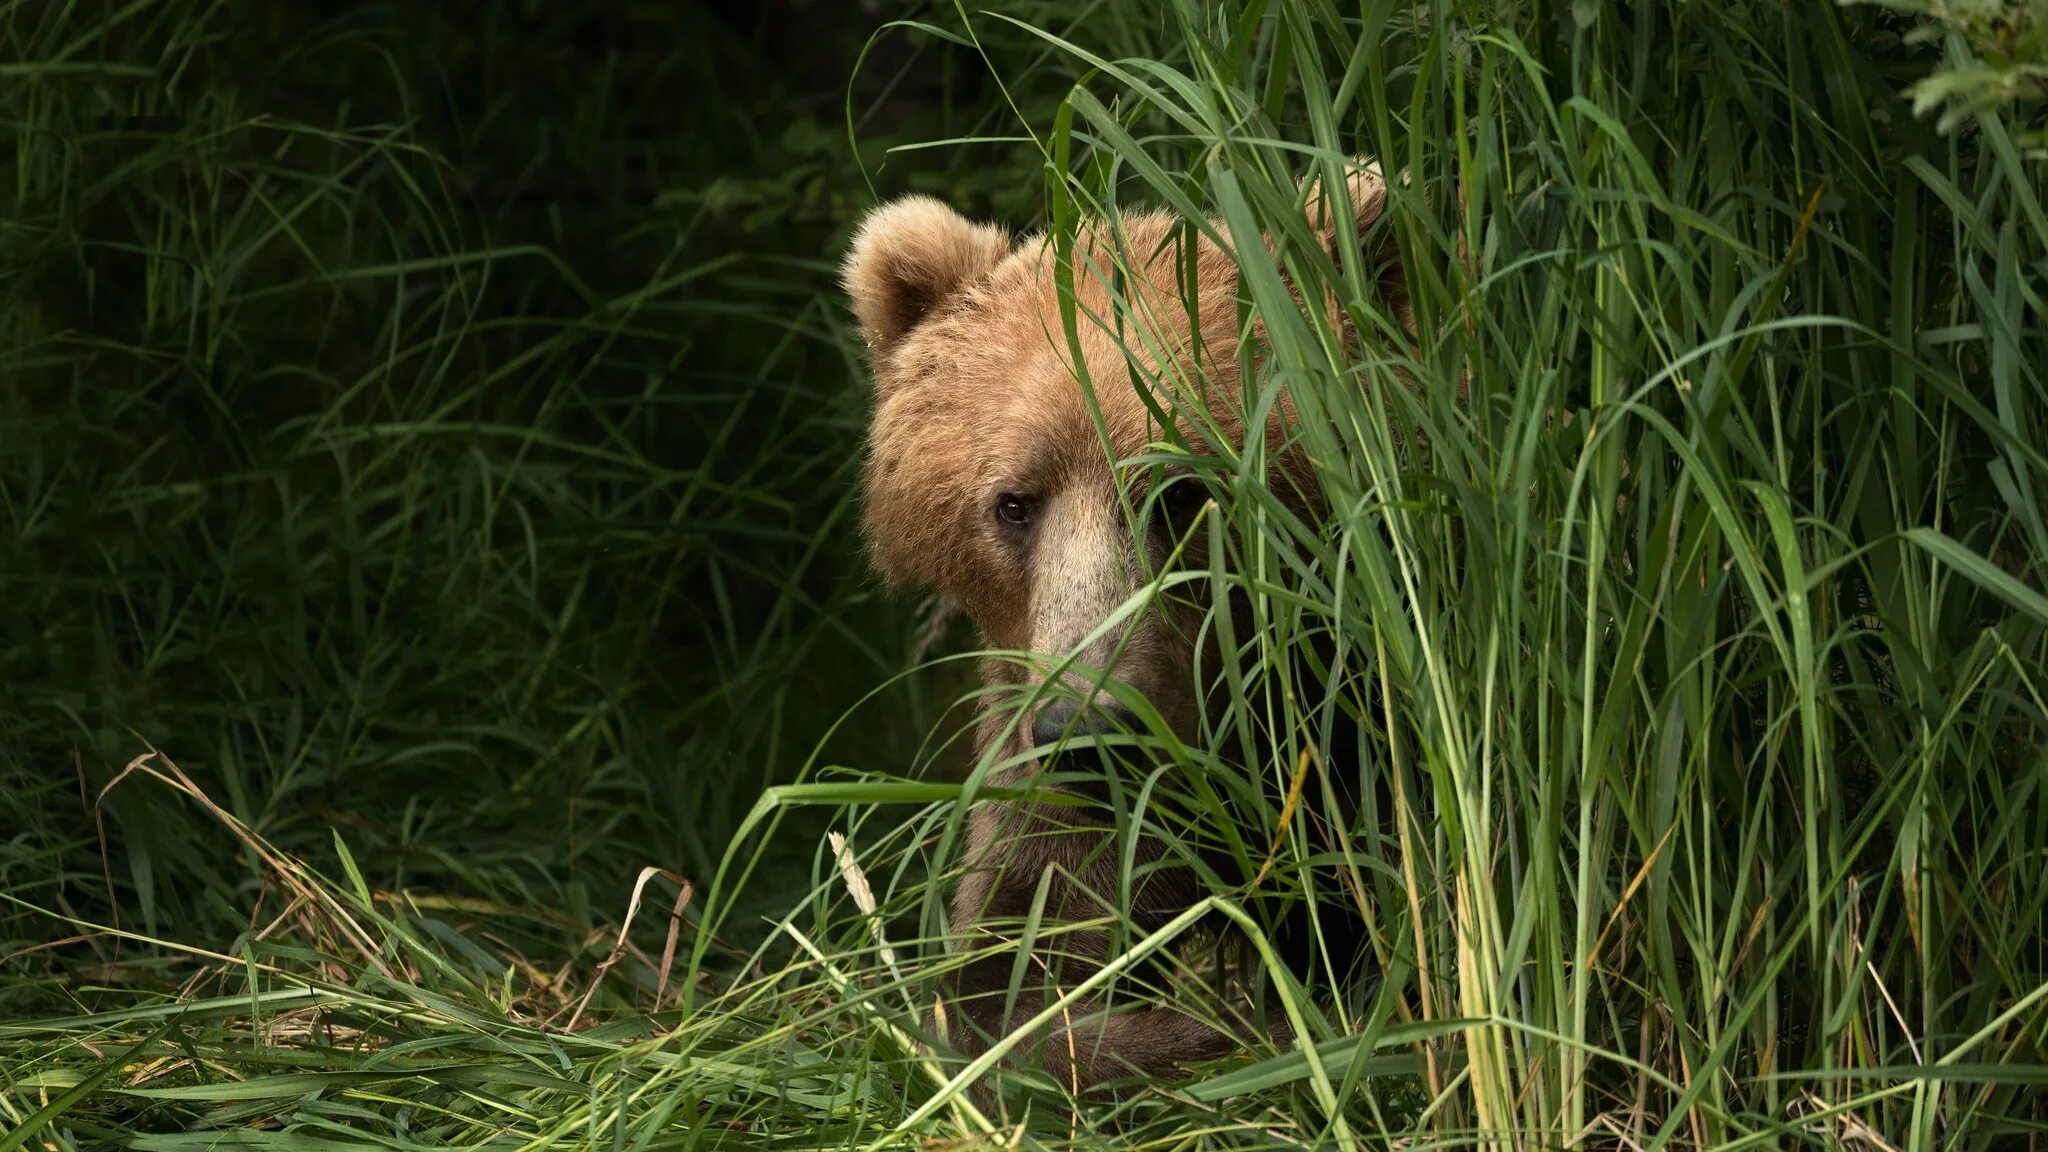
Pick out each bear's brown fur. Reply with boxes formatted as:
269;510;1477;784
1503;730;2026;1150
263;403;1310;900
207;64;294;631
842;163;1399;1094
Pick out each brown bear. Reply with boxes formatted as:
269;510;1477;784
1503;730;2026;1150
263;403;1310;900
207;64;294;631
841;164;1402;1095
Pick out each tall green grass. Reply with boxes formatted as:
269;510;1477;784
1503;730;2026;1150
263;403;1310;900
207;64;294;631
0;0;1004;967
711;0;2048;1143
4;0;2044;1149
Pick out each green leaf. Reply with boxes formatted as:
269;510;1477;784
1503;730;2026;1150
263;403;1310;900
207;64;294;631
1905;528;2048;627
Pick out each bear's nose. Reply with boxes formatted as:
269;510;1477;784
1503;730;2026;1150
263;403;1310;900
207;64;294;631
1031;697;1135;796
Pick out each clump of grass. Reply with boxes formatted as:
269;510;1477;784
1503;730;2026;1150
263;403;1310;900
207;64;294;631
728;0;2048;1143
5;0;2046;1149
0;0;1008;980
0;0;1009;1132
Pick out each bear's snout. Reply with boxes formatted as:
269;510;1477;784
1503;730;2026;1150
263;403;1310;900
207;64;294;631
1031;696;1139;800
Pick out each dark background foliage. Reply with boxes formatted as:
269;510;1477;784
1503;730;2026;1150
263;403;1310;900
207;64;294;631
0;0;1069;986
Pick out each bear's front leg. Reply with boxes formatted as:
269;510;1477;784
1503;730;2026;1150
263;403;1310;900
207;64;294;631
941;789;1290;1096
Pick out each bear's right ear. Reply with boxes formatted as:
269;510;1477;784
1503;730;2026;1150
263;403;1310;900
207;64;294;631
841;196;1010;366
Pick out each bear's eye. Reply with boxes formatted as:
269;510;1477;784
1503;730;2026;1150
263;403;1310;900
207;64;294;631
995;493;1032;527
1155;477;1211;532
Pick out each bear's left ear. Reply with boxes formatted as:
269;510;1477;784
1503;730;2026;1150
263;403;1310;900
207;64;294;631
1300;160;1411;331
841;195;1011;367
1302;160;1390;236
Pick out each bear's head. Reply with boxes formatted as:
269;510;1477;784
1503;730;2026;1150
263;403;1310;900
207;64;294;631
842;165;1402;781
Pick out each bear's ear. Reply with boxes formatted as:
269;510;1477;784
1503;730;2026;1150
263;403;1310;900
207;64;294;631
1299;160;1411;331
841;196;1011;365
1301;159;1391;238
